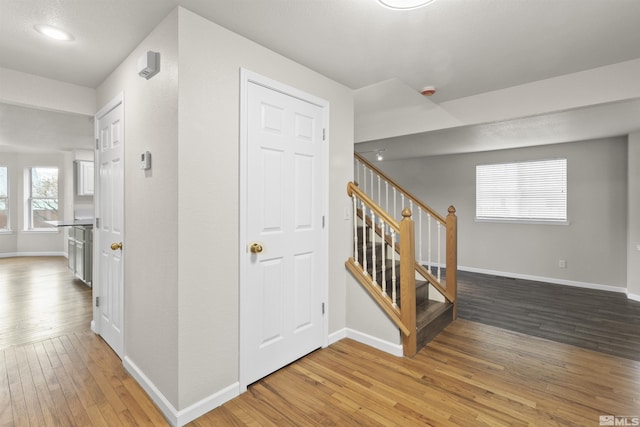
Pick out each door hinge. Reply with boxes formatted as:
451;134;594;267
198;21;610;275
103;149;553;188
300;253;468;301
96;218;100;228
322;128;326;141
322;302;325;315
322;216;325;228
95;138;99;150
96;296;100;307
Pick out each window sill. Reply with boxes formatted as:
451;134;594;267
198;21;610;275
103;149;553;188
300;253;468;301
23;228;60;234
475;218;570;226
0;229;13;235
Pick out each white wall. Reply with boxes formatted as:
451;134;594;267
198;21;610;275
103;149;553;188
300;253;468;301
0;152;66;256
356;58;640;142
628;132;640;299
97;6;355;423
96;7;180;407
0;67;96;116
378;138;628;290
176;7;353;411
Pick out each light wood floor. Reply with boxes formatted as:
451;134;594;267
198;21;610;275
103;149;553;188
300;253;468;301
2;257;639;425
0;257;92;350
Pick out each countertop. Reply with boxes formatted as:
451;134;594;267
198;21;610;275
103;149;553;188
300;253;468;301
46;219;94;227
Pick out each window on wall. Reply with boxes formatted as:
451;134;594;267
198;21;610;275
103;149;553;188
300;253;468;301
476;158;567;223
0;167;8;230
27;167;59;229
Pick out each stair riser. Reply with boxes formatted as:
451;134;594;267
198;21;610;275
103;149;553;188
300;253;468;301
416;306;453;348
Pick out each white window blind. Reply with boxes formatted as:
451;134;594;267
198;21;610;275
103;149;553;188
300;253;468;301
476;158;567;222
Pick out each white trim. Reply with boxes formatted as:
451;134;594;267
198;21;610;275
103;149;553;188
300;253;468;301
328;328;347;345
238;69;330;391
0;251;65;258
628;292;640;302
329;328;403;357
124;356;240;427
458;264;627;294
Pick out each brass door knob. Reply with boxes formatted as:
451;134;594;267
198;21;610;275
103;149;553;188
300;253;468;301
249;242;263;254
111;242;123;250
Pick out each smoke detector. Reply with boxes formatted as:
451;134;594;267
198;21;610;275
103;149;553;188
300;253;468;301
420;86;436;96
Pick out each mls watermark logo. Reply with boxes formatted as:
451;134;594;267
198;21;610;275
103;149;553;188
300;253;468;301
600;415;640;426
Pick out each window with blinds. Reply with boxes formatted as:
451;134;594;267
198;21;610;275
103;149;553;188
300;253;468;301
476;158;567;223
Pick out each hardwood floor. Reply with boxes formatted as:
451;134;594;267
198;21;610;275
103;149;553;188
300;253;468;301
191;320;640;426
0;330;167;426
0;257;92;350
3;321;638;426
2;257;639;425
456;270;640;361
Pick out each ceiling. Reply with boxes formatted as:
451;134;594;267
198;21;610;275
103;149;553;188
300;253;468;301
1;0;640;155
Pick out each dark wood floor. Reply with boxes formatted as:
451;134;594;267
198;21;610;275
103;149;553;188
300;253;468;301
457;270;640;361
0;256;92;350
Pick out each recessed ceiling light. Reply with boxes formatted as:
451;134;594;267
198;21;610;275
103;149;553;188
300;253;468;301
378;0;435;10
34;24;75;41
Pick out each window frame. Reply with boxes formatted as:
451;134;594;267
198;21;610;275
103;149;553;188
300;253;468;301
0;166;9;232
475;158;568;225
26;166;59;231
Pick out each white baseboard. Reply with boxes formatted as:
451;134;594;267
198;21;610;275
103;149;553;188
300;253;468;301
0;251;65;258
457;265;628;294
329;327;402;357
328;328;347;345
628;292;640;302
123;356;240;427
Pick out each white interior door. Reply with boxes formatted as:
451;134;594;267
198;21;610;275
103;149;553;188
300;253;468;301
241;75;327;387
94;96;124;358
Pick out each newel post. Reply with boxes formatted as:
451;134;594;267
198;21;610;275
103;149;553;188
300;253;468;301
446;206;458;319
399;208;417;357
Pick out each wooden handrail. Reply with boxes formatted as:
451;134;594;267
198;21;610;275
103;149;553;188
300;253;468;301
355;153;446;224
347;182;399;232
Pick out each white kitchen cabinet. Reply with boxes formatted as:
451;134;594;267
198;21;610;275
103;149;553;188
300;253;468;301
76;161;94;196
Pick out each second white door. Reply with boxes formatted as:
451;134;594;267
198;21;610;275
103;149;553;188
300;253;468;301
242;78;326;386
95;96;125;359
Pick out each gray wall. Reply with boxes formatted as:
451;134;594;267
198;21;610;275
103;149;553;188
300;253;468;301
628;132;640;298
377;137;628;289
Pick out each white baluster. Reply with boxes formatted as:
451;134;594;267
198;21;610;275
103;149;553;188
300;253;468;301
370;169;374;199
362;201;368;276
437;223;442;283
381;218;387;296
353;195;359;266
393;188;397;219
371;212;377;285
427;214;432;273
401;194;405;212
355;159;360;185
419;208;422;266
391;230;397;307
385;182;389;217
377;175;381;207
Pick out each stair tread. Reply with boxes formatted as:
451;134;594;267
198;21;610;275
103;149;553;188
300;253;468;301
416;300;453;329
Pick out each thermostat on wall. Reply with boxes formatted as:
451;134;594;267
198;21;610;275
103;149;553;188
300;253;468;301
140;151;151;170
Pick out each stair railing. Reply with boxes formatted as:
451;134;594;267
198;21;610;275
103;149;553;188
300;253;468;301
354;153;457;317
346;182;417;356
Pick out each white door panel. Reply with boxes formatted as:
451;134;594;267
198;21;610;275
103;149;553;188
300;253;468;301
95;97;124;358
242;79;326;386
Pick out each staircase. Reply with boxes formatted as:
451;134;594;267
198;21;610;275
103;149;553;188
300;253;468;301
346;153;457;357
357;224;454;350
